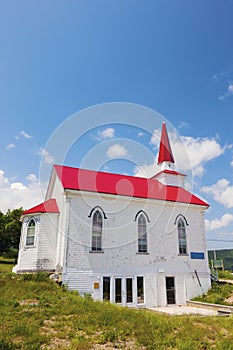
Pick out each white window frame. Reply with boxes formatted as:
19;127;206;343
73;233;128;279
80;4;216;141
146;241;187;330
91;210;103;252
26;217;36;247
138;213;148;253
178;218;187;255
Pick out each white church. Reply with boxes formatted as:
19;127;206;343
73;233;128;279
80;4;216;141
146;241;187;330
14;123;211;308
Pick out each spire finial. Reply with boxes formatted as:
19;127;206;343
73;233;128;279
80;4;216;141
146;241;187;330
157;122;175;165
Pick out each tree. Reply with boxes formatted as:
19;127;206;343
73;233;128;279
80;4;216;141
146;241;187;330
0;208;23;256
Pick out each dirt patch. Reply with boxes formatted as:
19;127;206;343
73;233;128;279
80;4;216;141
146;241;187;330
193;321;213;332
41;337;71;350
224;294;233;304
40;316;145;349
92;331;146;350
40;317;71;349
19;299;39;306
93;340;146;349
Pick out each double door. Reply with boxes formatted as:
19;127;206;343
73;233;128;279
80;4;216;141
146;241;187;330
115;277;133;304
103;277;133;305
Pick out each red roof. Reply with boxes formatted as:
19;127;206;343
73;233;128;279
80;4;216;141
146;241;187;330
23;199;60;215
54;165;209;207
158;122;175;164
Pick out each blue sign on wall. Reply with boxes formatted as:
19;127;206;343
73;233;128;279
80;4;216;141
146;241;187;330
190;252;205;259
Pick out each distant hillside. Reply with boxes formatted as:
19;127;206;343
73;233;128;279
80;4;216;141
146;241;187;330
208;249;233;271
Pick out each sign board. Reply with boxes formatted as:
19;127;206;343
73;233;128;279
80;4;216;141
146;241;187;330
94;282;100;289
190;252;205;259
211;260;224;269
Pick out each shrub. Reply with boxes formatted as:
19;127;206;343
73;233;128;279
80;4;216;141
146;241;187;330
3;248;18;260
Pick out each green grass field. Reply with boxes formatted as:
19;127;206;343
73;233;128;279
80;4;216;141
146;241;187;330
0;257;15;273
1;268;233;350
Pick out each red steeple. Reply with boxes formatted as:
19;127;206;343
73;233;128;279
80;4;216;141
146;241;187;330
158;122;175;164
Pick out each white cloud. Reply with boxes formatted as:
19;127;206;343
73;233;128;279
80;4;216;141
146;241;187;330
178;136;224;176
21;130;32;139
0;170;9;187
211;74;218;81
26;174;38;182
134;158;160;178
202;178;233;208
96;127;115;140
205;213;233;231
0;170;46;213
141;128;225;178
106;144;129;158
178;121;190;130
39;148;55;164
219;84;233;100
10;182;27;190
6;143;15;150
212;67;233;82
150;128;161;148
231;159;233;167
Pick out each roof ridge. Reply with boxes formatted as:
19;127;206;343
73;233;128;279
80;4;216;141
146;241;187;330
53;164;209;207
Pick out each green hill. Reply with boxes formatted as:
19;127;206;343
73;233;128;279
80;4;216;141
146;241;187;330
1;269;233;350
208;249;233;271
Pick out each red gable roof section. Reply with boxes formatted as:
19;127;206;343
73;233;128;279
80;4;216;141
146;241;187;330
158;122;175;164
23;198;60;215
54;165;209;207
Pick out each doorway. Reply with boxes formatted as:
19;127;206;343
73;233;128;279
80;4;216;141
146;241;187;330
166;277;176;305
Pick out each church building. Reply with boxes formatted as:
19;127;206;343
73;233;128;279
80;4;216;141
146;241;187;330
14;123;211;308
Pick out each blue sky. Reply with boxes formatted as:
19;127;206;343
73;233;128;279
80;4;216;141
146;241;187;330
1;1;233;250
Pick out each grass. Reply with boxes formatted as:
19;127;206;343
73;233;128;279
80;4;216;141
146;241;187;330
0;256;15;273
218;269;233;280
1;270;233;350
193;281;233;306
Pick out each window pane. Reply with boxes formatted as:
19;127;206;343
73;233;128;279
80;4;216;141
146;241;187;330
92;235;101;251
26;234;35;246
178;219;187;254
137;276;144;303
26;220;35;246
138;214;147;253
126;278;133;303
115;278;122;303
92;211;102;251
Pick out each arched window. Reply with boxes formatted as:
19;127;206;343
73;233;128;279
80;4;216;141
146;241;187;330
138;214;147;253
178;218;187;254
26;218;36;246
92;210;103;251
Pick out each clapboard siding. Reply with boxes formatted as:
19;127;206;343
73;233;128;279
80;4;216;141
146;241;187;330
15;213;58;272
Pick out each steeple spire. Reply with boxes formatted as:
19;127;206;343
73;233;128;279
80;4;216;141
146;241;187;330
158;122;175;165
152;122;186;187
